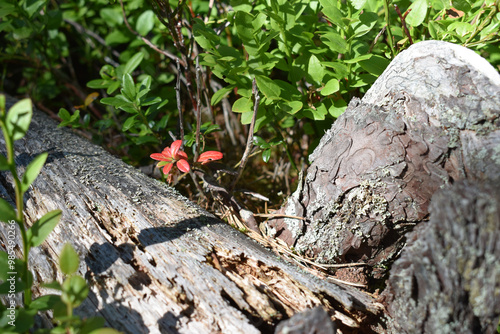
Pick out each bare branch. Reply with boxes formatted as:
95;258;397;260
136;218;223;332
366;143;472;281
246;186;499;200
229;78;259;192
119;0;183;66
175;59;185;143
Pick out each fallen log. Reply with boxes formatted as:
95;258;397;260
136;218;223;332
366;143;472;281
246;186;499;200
0;95;381;333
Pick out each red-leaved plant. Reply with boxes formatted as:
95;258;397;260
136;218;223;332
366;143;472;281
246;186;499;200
151;140;223;178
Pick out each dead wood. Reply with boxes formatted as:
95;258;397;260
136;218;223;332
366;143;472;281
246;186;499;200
0;95;382;333
265;41;500;284
382;180;500;334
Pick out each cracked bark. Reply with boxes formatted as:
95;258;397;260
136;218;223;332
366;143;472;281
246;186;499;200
266;41;500;286
0;96;381;333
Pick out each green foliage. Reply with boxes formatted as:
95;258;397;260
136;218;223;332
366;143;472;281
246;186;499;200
0;95;118;333
2;0;498;174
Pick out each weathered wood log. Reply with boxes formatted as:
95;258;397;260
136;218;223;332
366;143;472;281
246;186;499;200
0;96;382;332
382;180;500;334
265;41;500;284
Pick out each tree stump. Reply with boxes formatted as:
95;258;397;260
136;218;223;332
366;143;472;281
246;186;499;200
265;41;500;284
0;96;381;333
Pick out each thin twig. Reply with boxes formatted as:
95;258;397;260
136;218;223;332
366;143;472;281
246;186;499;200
229;78;259;191
176;59;185;143
205;0;215;23
394;5;413;45
119;0;183;66
253;213;304;219
194;56;202;162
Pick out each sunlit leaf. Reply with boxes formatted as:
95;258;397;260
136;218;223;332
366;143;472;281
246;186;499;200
6;98;32;141
21;152;48;193
136;10;155;35
27;210;62;248
59;243;80;275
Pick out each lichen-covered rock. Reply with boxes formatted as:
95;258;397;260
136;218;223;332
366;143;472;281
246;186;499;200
265;41;500;282
382;181;500;334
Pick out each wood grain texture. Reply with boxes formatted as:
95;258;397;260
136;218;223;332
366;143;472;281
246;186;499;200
0;95;381;333
266;41;500;283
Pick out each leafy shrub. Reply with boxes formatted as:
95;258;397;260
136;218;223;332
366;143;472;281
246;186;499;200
1;0;499;189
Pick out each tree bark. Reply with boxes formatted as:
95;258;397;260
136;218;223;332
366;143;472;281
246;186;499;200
266;41;500;284
382;180;500;334
0;96;382;333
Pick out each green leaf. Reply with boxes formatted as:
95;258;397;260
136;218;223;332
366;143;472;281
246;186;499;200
232;97;253;113
140;96;161;106
136;10;154;35
281;101;303;114
308;55;325;85
255;76;281;99
107;81;121;95
122;116;138;131
87;79;111;89
329;99;347;118
323;61;349;79
6;98;32;141
359;55;390;76
26;210;62;248
343;54;372;63
352;11;378;37
0;197;16;223
235;11;255;41
105;30;131;45
21;152;47;193
262;149;271;163
448;22;473;37
99;8;123;26
29;294;61;311
122;73;136;101
319;0;344;27
211;85;235;105
100;96;132;108
58;108;71;121
80;316;106;334
321;79;340;96
59;243;80;275
193;19;220;50
123;52;144;75
349;0;368;10
253;136;268;147
42;281;62;291
61;275;88;307
25;0;45;18
0;153;9;171
452;0;471;12
0;276;25;294
405;0;428;27
321;32;348;54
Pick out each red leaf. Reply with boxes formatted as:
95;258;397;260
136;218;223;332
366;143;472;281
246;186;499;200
162;162;174;175
170;140;182;157
198;151;223;164
176;159;191;173
150;153;169;161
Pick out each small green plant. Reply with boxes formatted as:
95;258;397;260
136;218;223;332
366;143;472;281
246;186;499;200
0;95;118;333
